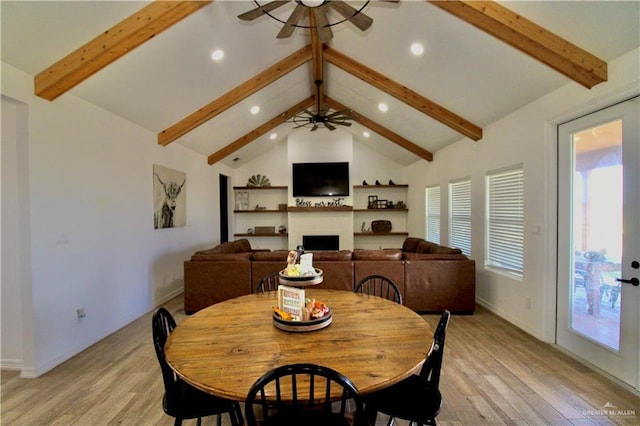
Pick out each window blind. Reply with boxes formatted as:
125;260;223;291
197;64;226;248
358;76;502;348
449;179;471;256
425;186;441;243
486;167;524;275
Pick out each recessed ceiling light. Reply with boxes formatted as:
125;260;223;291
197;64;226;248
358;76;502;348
410;42;424;56
378;103;388;112
269;133;277;140
250;106;260;115
211;49;224;61
363;131;370;138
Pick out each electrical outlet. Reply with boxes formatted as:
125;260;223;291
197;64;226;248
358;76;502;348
76;308;86;319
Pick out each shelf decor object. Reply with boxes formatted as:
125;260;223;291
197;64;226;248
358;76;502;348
246;174;271;187
368;195;378;209
371;220;392;233
254;226;276;235
235;190;249;210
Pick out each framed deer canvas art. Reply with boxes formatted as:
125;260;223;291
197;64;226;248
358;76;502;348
153;164;186;229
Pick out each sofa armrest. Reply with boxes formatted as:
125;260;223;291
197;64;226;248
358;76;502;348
404;259;475;313
184;260;252;314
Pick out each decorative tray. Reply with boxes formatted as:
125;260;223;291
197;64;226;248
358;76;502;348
278;268;323;286
272;309;332;332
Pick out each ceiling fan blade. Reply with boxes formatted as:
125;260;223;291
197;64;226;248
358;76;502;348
311;124;319;131
277;3;306;39
326;108;352;118
313;6;333;43
328;1;373;31
335;121;352;127
325;122;336;131
238;1;290;21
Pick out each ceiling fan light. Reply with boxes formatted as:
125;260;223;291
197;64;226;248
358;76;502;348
299;0;325;8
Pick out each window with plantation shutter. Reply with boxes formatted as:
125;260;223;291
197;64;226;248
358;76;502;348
425;185;441;243
449;178;471;256
486;166;524;275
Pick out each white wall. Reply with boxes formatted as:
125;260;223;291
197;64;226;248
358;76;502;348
406;48;640;341
1;63;232;376
287;130;354;249
1;96;29;370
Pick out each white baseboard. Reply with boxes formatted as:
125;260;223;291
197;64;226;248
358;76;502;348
475;297;543;341
0;358;23;371
154;288;183;307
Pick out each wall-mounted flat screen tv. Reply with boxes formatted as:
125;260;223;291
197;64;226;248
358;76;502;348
292;162;350;197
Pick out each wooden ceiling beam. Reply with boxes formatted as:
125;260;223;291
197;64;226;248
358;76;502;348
207;96;315;165
324;47;483;141
159;45;312;146
35;0;212;101
324;97;434;162
429;0;607;89
310;11;324;85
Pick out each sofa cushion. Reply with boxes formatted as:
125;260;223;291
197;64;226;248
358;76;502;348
252;250;289;261
353;249;403;261
212;241;237;253
403;252;467;261
233;238;252;253
401;237;423;253
432;245;462;255
416;240;440;254
191;252;253;261
308;250;353;261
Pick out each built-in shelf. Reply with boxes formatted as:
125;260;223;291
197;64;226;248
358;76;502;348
233;186;288;190
354;232;409;236
234;210;288;213
353;208;408;212
288;206;353;212
234;233;288;237
353;184;408;189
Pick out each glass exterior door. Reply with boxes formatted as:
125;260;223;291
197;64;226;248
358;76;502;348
557;97;639;389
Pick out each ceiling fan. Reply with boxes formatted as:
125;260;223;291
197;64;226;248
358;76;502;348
290;80;354;131
238;0;380;43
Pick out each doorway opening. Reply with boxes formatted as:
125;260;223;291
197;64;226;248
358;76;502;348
219;174;229;243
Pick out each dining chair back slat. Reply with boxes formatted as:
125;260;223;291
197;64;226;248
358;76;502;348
245;363;369;426
354;274;403;305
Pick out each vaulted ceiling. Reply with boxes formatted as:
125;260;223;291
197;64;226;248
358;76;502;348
2;1;639;168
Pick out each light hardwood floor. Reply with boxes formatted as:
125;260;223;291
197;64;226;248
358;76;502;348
2;295;638;425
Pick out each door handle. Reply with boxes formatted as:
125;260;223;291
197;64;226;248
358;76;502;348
616;277;639;286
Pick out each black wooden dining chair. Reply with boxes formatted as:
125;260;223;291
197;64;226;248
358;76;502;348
354;274;403;305
152;308;243;426
245;363;369;426
363;310;451;426
254;272;279;293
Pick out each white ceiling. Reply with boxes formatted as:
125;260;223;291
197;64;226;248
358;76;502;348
2;1;639;168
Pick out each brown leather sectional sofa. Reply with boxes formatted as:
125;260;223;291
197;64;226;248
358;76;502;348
183;237;475;314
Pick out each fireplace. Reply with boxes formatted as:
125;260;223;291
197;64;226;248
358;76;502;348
303;235;339;251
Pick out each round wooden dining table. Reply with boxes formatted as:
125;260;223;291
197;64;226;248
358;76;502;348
165;289;432;401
